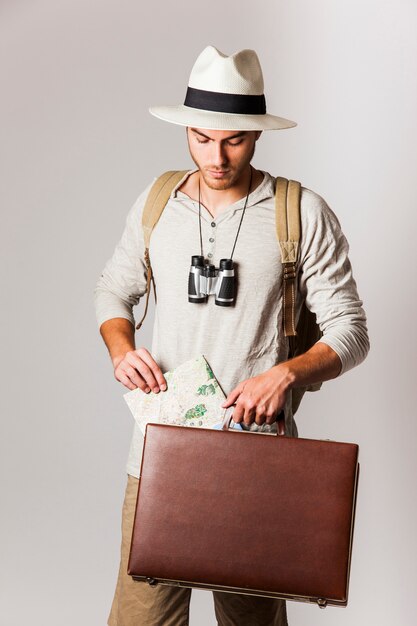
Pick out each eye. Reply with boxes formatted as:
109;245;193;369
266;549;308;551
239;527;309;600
196;138;208;144
227;139;244;146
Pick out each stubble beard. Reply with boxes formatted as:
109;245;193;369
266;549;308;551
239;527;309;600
190;141;256;191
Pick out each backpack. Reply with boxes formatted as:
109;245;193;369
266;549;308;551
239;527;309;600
135;170;322;414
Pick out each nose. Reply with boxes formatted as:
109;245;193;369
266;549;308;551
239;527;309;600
211;142;228;167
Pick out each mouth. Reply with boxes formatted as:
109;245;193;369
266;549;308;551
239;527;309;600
208;170;230;178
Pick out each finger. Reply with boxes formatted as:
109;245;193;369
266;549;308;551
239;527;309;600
231;402;244;425
122;364;151;393
243;403;257;427
265;408;278;426
131;349;167;391
116;370;138;391
254;405;268;426
222;383;244;408
125;352;160;392
136;348;167;388
114;364;137;389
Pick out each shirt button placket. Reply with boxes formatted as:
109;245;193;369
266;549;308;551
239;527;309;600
208;221;216;261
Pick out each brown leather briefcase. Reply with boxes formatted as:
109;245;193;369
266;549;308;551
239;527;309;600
127;417;359;609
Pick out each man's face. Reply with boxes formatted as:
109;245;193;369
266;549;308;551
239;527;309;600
186;127;262;190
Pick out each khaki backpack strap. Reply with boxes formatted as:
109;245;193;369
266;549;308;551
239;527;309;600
275;176;301;337
142;170;189;248
136;170;189;331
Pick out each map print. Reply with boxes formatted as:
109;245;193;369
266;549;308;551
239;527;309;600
123;355;227;435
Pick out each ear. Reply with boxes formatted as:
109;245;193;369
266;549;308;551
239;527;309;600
255;130;263;141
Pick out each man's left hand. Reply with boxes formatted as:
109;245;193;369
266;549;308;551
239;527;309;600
221;364;293;427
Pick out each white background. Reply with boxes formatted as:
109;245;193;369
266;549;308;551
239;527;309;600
1;1;416;624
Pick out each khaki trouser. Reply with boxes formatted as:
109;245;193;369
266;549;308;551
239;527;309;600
108;474;289;626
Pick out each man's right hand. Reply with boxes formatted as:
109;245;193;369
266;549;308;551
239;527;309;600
112;347;167;393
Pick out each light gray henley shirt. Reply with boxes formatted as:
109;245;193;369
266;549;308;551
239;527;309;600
94;169;370;478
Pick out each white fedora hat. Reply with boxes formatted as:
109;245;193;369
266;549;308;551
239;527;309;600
149;46;297;131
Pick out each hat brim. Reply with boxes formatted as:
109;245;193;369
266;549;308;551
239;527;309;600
149;105;297;131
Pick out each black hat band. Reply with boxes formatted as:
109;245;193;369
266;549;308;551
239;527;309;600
184;87;266;115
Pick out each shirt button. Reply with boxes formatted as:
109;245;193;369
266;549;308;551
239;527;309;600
211;222;216;227
209;237;214;243
207;253;213;258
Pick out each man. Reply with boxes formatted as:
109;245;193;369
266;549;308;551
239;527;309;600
94;46;369;626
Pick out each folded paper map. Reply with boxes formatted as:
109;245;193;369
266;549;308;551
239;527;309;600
123;354;242;435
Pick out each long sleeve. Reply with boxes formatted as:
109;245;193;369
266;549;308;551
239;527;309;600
93;180;154;329
298;187;370;376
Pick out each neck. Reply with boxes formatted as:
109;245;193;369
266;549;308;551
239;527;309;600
197;165;263;218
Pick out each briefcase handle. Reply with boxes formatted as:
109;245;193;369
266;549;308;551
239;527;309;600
221;407;286;436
